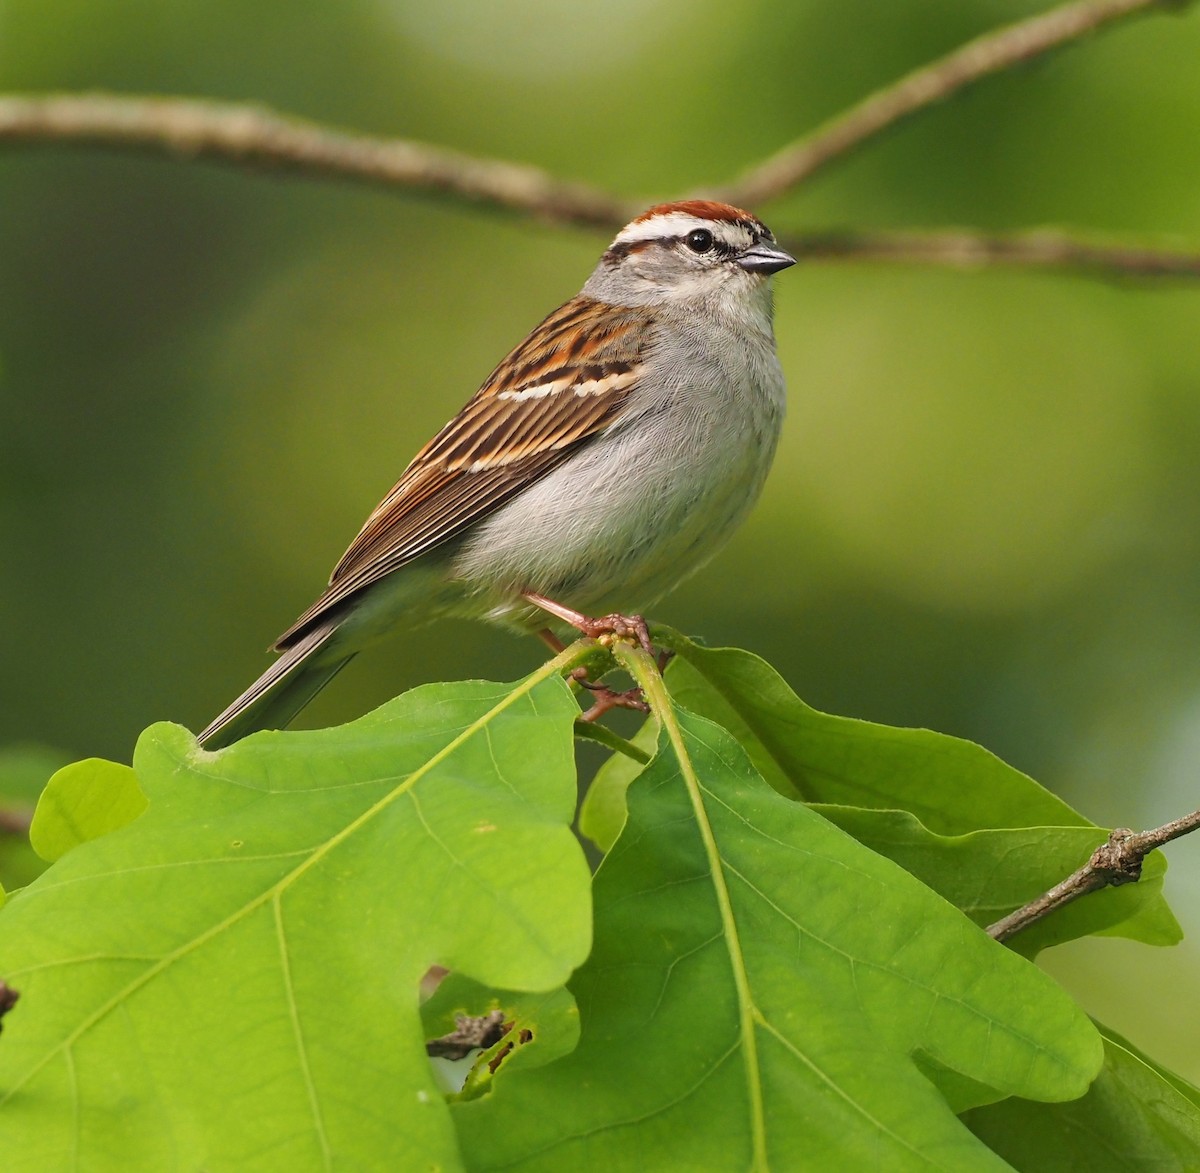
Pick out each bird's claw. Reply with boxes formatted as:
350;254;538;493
573;611;654;657
569;667;650;722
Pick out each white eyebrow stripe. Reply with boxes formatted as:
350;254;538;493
612;212;755;247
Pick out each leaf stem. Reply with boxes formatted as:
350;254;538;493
614;641;768;1171
571;721;652;765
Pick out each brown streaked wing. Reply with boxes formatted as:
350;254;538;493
273;297;650;649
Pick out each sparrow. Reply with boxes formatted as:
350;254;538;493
199;200;795;748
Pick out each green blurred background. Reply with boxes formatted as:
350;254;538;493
2;0;1200;1078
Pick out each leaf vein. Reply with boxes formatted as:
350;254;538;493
273;894;331;1170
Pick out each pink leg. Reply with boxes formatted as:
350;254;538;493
524;593;656;722
522;592;654;656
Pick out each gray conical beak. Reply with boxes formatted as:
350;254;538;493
736;243;797;274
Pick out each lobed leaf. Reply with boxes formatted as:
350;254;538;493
660;631;1081;830
578;716;658;852
455;684;1102;1171
29;758;146;862
0;669;591;1172
652;634;1179;950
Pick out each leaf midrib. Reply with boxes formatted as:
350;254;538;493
617;644;768;1171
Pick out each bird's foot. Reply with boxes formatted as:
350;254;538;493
568;667;649;723
524;592;654;656
528;594;671;721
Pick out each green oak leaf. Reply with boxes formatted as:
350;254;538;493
964;1020;1200;1169
454;688;1102;1171
650;633;1178;950
660;631;1081;828
0;670;591;1172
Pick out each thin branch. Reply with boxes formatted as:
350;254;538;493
0;807;32;838
425;1010;507;1061
779;227;1200;279
720;0;1183;208
0;93;635;229
0;2;1183;230
988;809;1200;942
0;3;1197;284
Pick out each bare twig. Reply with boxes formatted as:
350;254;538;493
425;1010;507;1060
0;3;1183;230
0;3;1197;283
0;93;636;228
0;808;32;838
780;227;1200;280
988;809;1200;942
720;0;1183;208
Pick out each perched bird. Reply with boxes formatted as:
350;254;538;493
199;200;795;748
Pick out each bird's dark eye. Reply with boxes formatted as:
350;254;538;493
685;229;715;254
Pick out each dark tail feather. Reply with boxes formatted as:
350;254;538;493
198;620;354;749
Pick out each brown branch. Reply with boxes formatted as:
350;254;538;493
425;1010;507;1060
0;3;1184;230
0;93;636;229
0;3;1196;284
780;227;1200;279
720;0;1184;208
0;807;32;838
4;95;1197;284
988;809;1200;942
